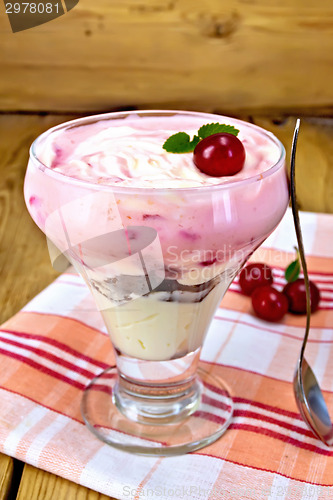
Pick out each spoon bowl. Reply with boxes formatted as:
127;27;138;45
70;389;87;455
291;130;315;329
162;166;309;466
294;358;333;445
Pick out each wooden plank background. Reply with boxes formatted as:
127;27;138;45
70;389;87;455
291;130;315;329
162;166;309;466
1;0;333;113
0;1;333;497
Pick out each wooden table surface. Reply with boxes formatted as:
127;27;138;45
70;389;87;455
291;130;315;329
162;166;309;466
0;112;332;499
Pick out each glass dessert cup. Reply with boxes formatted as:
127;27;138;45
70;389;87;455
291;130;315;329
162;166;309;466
24;110;289;455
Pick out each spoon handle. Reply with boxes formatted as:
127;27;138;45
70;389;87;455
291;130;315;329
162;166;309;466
289;119;311;361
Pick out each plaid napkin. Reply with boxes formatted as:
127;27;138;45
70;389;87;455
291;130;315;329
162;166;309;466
1;208;333;500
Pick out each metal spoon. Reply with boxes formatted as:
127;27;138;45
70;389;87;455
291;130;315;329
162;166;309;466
291;119;333;446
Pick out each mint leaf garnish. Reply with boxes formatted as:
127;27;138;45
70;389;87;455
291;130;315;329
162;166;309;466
198;123;239;139
285;247;301;282
162;122;240;153
285;259;301;283
163;132;200;153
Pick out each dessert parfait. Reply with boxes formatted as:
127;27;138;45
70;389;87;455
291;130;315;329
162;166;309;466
24;111;289;454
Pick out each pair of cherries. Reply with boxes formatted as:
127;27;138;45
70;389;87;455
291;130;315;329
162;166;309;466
238;262;321;322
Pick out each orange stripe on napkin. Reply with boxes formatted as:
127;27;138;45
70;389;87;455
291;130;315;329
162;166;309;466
221;292;333;329
198;364;333;483
3;312;113;364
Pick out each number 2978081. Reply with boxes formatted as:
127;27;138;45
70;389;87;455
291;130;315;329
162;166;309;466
5;3;60;14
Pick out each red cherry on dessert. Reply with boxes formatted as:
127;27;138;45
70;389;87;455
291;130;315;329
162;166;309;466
283;279;320;314
239;263;274;296
251;285;288;322
193;133;246;177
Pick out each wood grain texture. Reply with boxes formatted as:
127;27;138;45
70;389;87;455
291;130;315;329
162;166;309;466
16;465;114;500
0;454;13;500
0;114;71;325
253;116;333;213
1;0;333;113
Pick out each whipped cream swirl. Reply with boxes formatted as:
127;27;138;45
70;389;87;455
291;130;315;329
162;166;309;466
40;114;280;188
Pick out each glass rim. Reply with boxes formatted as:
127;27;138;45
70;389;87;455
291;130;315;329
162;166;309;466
29;109;286;194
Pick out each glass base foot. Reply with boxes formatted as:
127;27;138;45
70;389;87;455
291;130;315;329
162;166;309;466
81;365;233;456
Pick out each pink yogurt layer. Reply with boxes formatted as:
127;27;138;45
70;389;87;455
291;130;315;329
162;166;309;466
25;112;289;285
